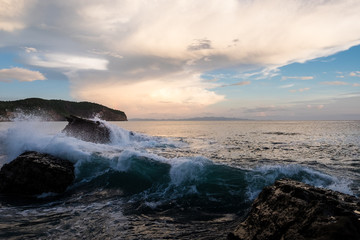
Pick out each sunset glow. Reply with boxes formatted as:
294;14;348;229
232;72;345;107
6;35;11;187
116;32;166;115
1;0;360;119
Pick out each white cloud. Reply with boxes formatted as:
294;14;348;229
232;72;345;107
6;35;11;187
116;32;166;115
8;0;360;70
279;84;295;88
320;81;348;86
0;67;46;82
2;0;360;117
350;71;360;77
0;0;32;32
71;72;225;118
89;49;123;59
289;88;310;93
23;47;37;53
28;53;108;71
353;83;360;87
282;76;314;81
106;0;360;67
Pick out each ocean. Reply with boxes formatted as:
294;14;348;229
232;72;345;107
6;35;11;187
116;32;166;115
0;120;359;239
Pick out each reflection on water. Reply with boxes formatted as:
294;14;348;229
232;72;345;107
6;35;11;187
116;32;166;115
0;120;359;239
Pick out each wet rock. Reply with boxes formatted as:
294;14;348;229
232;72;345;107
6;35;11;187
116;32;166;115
228;179;360;240
62;115;111;143
0;151;74;196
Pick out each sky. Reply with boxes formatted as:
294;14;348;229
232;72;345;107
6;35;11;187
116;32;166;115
1;0;360;120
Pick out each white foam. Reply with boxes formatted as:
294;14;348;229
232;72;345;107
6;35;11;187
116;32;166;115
100;119;177;148
101;119;131;146
326;179;353;195
1;118;354;202
110;150;138;172
169;156;211;186
9;109;50;122
0;118;160;163
245;164;354;200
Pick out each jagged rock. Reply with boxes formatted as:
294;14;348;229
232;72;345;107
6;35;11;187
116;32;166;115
0;151;74;195
62;115;111;143
228;179;360;240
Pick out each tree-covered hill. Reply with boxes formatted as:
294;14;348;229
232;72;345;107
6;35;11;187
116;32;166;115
0;98;127;121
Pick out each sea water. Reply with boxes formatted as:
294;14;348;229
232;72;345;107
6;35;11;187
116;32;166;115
0;120;359;239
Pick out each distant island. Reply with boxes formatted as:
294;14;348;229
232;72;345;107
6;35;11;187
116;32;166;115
0;98;127;121
130;117;250;121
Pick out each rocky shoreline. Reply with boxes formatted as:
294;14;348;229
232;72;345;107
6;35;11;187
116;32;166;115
0;117;359;239
228;179;360;240
0;116;111;196
0;151;74;196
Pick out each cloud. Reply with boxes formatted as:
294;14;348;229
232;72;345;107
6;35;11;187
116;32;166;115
353;83;360;87
350;71;360;77
320;81;348;86
0;67;46;82
27;53;108;71
279;83;295;88
221;81;251;87
307;104;324;109
299;88;310;92
319;57;336;63
244;105;288;113
9;0;360;70
289;88;310;93
282;76;314;81
72;72;225;118
242;105;290;118
23;47;37;53
188;39;213;51
232;81;251;86
2;0;360;117
0;0;32;32
107;0;360;67
89;49;123;59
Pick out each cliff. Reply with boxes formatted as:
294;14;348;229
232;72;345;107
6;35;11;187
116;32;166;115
0;98;127;121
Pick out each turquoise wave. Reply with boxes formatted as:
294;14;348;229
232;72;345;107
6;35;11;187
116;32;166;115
71;152;351;213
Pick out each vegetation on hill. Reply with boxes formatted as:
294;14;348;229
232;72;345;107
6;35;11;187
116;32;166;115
0;98;127;121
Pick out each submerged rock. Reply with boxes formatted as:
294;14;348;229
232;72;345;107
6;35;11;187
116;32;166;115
62;115;111;143
228;179;360;240
0;151;74;196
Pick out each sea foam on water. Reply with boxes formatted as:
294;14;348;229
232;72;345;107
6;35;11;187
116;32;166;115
0;118;357;239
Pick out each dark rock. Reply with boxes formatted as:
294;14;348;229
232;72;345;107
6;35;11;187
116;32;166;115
62;115;111;143
0;151;74;195
229;179;360;240
0;98;127;121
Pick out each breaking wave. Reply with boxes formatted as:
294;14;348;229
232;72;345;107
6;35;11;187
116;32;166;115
0;119;353;213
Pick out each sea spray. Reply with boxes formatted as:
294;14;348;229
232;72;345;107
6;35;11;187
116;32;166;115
244;164;354;200
0;119;354;209
1;120;359;239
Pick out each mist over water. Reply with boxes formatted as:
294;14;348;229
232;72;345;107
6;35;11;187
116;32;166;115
0;120;359;239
